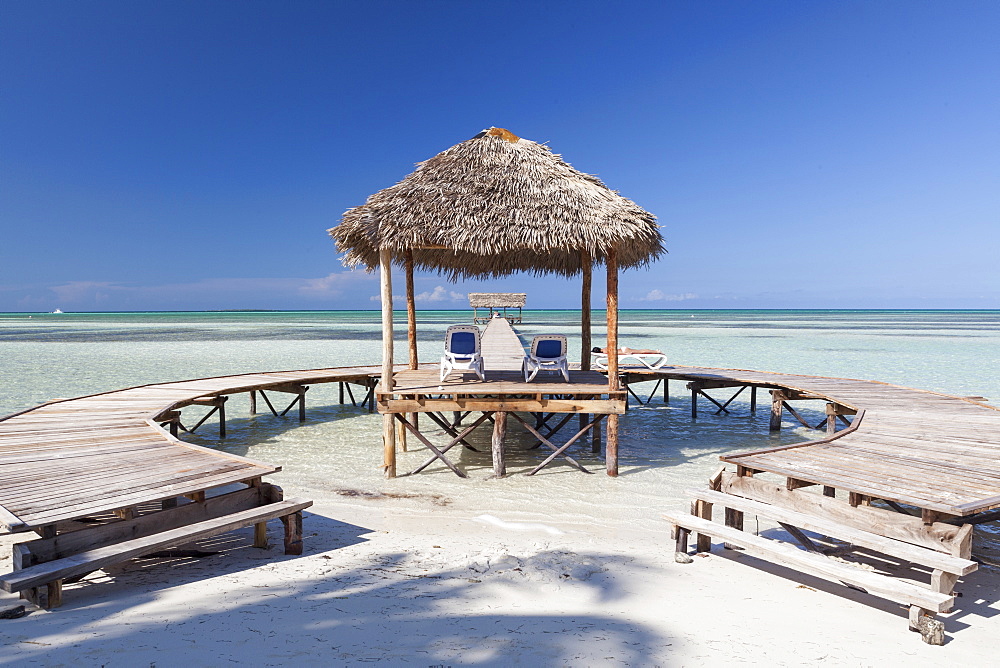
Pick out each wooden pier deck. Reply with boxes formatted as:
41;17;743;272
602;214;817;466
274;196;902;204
629;363;1000;643
0;366;388;608
625;364;1000;516
479;315;530;370
0;366;381;533
3;354;997;633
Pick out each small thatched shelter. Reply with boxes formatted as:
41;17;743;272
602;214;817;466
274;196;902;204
333;127;663;279
329;127;664;477
468;292;526;324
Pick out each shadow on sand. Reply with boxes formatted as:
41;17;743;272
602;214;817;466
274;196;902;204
2;511;673;666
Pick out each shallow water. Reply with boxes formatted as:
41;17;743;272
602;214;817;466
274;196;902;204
1;309;998;546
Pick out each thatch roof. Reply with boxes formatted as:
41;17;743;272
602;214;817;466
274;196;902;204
330;128;664;279
468;292;526;308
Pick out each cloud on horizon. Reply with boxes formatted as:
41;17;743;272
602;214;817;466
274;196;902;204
369;285;465;304
4;272;378;311
632;289;699;303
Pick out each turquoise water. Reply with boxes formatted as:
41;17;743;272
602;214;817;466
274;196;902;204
1;309;998;542
3;309;997;415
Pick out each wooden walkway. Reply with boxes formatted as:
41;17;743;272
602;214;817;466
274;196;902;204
0;366;382;534
627;364;1000;516
4;355;997;631
629;363;1000;643
480;316;530;370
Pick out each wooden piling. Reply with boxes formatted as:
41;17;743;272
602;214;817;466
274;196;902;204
581;252;592;371
606;247;619;477
492;411;507;478
379;248;396;478
769;390;784;432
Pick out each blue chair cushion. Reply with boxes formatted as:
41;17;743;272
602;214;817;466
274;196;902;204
450;332;477;355
535;339;563;359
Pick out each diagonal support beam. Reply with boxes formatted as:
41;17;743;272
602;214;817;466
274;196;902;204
405;412;493;477
696;389;730;415
509;412;601;475
526;413;575;450
715;385;747;415
424;411;480;451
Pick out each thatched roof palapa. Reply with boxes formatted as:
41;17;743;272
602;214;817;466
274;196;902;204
330;127;664;279
468;293;526;308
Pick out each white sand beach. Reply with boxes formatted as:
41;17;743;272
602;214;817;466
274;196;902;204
3;483;999;667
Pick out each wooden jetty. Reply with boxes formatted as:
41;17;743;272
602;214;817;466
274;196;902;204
618;363;1000;644
0;366;388;608
469;292;526;324
4;351;997;642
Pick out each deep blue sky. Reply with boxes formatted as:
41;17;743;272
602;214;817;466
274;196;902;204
3;1;998;311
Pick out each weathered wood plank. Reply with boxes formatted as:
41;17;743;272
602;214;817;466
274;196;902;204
1;499;313;592
664;511;955;612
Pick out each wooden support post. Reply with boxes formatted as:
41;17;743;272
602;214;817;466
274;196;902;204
769;390;784;432
492;411;507;478
592;408;603;453
823;486;836;497
694;499;713;553
254;521;269;548
338;382;344;404
826;403;837;435
405;249;418;371
690;384;698;419
581;251;592;371
664;378;669;404
723;507;745;550
248;479;268;548
606;247;619;477
674;525;693;563
396;415;408;452
750;386;757;413
909;606;945;645
250;390;257;415
217;396;226;438
379;248;396;478
281;512;303;555
46;580;63;608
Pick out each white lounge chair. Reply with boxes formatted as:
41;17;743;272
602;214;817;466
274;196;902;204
592;350;668;371
440;325;485;381
523;334;569;382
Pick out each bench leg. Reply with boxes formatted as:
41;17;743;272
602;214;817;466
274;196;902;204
22;580;61;609
723;507;744;550
281;512;303;555
254;521;269;549
47;580;62;608
694;500;713;553
931;570;959;613
674;526;693;563
909;605;945;645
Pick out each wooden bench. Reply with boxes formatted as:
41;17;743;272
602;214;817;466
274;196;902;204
2;483;311;608
664;478;978;645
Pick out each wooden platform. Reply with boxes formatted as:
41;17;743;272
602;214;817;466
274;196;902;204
622;364;1000;517
382;318;622;413
0;366;385;533
627;363;999;644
